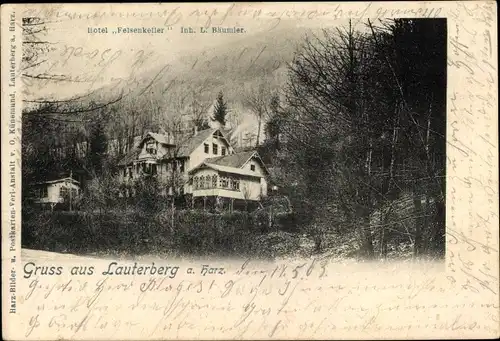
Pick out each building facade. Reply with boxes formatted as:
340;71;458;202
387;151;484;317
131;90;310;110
28;177;81;209
117;128;268;208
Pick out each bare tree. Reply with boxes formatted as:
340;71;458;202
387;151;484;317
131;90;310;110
21;16;124;116
187;88;211;130
241;183;252;211
243;82;276;147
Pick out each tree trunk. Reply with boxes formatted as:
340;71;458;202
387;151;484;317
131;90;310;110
413;193;424;257
362;131;374;259
361;215;374;258
380;107;400;259
428;199;445;256
255;111;262;148
380;207;392;258
171;200;175;234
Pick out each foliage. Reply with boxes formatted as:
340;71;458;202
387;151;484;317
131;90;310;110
21;19;446;261
22;209;274;258
80;171;121;213
88;110;109;176
132;175;167;212
243;83;278;147
276;19;446;258
211;91;229;127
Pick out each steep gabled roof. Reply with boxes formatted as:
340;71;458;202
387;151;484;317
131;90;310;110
33;177;80;186
189;163;263;178
189;150;270;178
175;128;216;157
147;132;173;145
138;132;175;147
205;150;269;175
205;151;256;168
119;132;169;166
174;128;233;157
118;128;234;165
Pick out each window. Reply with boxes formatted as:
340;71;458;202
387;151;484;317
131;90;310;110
142;163;154;174
180;160;185;173
213;143;218;155
128;167;133;178
40;186;48;198
60;187;68;198
194;177;198;190
231;178;240;191
172;161;177;172
220;177;229;188
205;175;210;189
151;164;157;175
250;164;256;171
146;141;157;155
199;176;205;189
204;143;209;154
123;168;127;177
221;147;226;156
212;175;217;188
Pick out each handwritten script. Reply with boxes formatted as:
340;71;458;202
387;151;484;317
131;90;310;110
4;1;499;339
19;258;498;339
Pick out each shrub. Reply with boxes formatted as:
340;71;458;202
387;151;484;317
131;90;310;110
22;208;269;258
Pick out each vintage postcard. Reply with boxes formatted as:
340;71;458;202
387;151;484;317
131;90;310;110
1;1;498;340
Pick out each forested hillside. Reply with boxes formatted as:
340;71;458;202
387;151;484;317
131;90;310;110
22;19;446;260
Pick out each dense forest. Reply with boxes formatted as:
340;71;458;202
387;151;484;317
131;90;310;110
22;18;446;260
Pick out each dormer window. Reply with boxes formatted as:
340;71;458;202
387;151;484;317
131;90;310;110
204;143;209;154
213;143;218;155
146;141;157;155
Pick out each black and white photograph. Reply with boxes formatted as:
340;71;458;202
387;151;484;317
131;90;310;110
3;2;498;340
21;15;446;261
